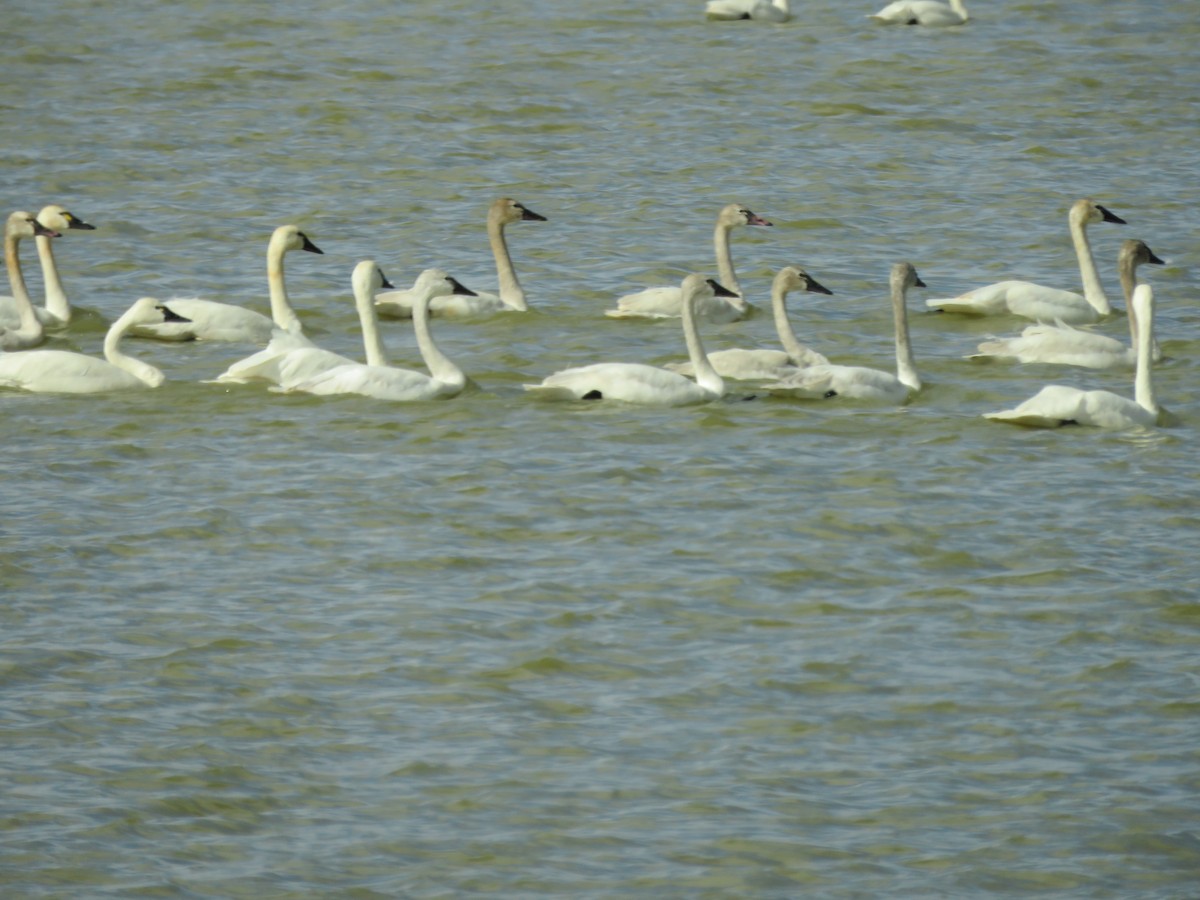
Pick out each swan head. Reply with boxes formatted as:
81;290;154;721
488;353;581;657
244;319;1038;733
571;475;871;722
37;204;95;232
718;203;772;228
7;210;61;240
270;224;324;255
412;268;476;300
125;297;192;326
491;197;547;225
892;262;926;291
1120;238;1165;271
1072;198;1126;227
776;265;833;296
352;259;396;296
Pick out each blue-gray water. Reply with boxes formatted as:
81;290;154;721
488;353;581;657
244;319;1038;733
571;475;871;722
3;0;1199;896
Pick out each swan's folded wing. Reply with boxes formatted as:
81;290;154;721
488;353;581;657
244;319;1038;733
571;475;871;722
983;385;1085;427
760;366;838;399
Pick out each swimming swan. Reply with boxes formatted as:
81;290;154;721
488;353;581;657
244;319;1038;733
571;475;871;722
133;224;323;342
0;205;95;330
526;275;730;406
0;211;62;351
927;199;1126;323
667;265;834;380
0;298;190;393
984;284;1161;429
972;239;1165;369
605;203;772;322
375;197;545;319
764;262;926;403
870;0;968;26
283;265;468;401
213;259;397;387
706;0;792;22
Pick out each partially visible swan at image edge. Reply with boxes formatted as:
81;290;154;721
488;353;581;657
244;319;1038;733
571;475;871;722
763;262;927;403
870;0;968;26
706;0;792;23
0;204;95;330
0;210;62;351
605;203;772;323
0;298;190;393
984;284;1162;430
133;224;323;342
525;275;732;406
282;264;468;402
375;197;546;319
926;198;1126;324
971;239;1165;369
667;265;834;381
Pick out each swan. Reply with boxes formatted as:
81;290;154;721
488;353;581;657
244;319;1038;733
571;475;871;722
926;199;1126;323
525;275;730;406
971;239;1165;368
605;203;772;322
283;265;469;401
763;262;926;403
706;0;792;22
869;0;968;26
666;265;834;380
0;298;190;393
0;205;95;330
0;211;62;351
984;284;1160;429
375;197;545;319
133;224;323;342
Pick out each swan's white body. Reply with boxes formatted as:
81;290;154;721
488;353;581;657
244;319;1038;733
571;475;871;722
927;199;1126;324
605;204;772;322
972;240;1165;369
134;225;323;342
526;275;728;406
870;0;968;26
706;0;792;22
667;266;833;380
984;285;1160;429
284;265;467;402
376;198;545;319
0;205;95;330
0;298;189;393
764;263;926;403
0;211;62;351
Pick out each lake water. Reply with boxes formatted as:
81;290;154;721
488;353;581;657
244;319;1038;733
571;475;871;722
3;0;1199;896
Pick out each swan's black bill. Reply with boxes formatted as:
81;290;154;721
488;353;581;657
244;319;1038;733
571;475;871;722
518;204;547;222
1097;205;1126;225
377;267;395;290
707;279;741;298
157;305;192;323
65;212;95;231
1146;247;1166;265
804;274;834;295
300;234;324;254
448;277;477;297
914;275;927;288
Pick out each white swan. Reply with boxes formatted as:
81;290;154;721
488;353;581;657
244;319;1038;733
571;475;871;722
926;199;1126;323
0;211;62;351
375;197;545;319
284;265;468;401
0;298;190;393
667;265;834;380
984;284;1160;429
525;275;729;406
133;224;323;342
706;0;792;22
605;203;773;322
0;205;95;330
213;260;395;387
870;0;968;26
971;239;1165;369
764;262;926;403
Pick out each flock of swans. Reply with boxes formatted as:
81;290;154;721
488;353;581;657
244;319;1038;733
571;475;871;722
705;0;968;27
0;192;1169;430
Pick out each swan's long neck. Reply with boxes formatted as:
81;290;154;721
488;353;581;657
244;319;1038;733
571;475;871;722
1132;287;1157;416
949;0;968;19
267;239;303;333
4;227;41;334
771;281;808;364
682;286;724;397
772;0;790;10
489;215;527;311
413;291;466;389
892;276;921;392
713;222;744;301
36;233;69;323
354;279;390;368
1071;212;1112;316
104;307;166;387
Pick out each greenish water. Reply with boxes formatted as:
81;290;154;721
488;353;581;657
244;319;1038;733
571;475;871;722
3;0;1199;896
